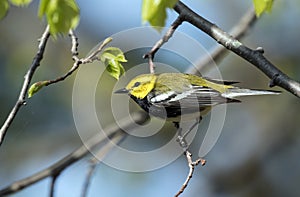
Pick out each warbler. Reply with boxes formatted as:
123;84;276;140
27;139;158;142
115;73;280;122
115;73;280;148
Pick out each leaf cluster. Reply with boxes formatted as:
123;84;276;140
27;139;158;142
100;47;127;80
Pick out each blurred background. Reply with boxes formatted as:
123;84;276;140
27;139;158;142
0;0;300;196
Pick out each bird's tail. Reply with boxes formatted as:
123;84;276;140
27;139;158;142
222;88;281;99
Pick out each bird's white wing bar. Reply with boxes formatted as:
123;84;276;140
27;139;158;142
150;91;176;103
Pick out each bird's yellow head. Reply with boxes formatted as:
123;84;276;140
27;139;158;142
115;74;157;99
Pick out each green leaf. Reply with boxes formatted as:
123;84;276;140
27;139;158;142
101;47;127;63
252;0;274;17
142;0;178;28
28;81;48;98
9;0;32;6
100;47;127;80
38;0;50;17
0;0;9;20
38;0;80;36
106;60;125;80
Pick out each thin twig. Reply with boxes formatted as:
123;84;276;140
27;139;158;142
81;131;125;197
0;29;110;146
175;151;206;197
0;26;50;146
187;7;257;74
45;60;81;86
83;37;113;63
69;30;79;57
50;175;59;197
0;111;148;196
143;17;183;73
81;162;97;197
45;37;112;87
174;1;300;97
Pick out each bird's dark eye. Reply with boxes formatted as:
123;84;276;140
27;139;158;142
133;82;141;87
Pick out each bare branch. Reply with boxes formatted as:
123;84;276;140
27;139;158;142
81;131;125;197
0;26;50;146
50;175;59;197
0;111;148;196
83;37;113;63
69;30;79;57
187;7;257;74
44;36;112;87
0;28;112;146
175;151;206;197
143;17;183;73
81;162;97;197
45;60;81;87
174;1;300;97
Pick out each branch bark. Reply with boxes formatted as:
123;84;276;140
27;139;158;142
0;26;50;146
44;36;112;87
143;16;183;73
0;30;113;146
0;111;149;196
81;131;125;197
175;151;206;197
174;1;300;97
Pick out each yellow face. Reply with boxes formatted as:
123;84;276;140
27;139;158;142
125;74;157;99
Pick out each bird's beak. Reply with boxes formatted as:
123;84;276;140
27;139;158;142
114;88;129;94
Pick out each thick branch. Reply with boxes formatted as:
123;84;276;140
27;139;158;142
0;111;149;196
174;1;300;97
0;26;50;146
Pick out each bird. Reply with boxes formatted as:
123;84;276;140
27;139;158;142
115;73;280;148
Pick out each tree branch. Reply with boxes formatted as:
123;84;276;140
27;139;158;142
0;26;50;146
44;36;112;87
81;131;125;197
0;111;149;196
174;1;300;97
0;29;112;146
49;175;59;197
175;151;206;197
143;16;183;73
81;161;97;197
